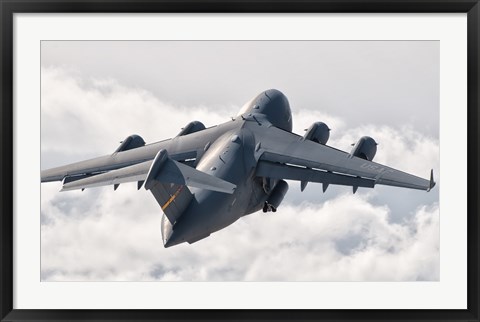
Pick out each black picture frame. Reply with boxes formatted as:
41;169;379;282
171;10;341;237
1;1;479;321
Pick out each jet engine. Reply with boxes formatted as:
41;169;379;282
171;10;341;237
303;122;330;145
177;121;206;136
115;134;145;153
263;180;289;212
350;136;377;161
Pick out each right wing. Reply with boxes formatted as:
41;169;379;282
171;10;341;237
255;126;435;191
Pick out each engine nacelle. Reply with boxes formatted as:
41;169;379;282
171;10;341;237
264;180;289;212
177;121;206;137
350;136;377;161
303;122;330;145
115;134;145;153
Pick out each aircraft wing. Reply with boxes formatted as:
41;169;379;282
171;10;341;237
49;150;236;194
60;161;151;191
256;126;435;191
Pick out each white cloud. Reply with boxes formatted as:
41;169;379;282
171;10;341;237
41;66;236;163
41;183;439;281
41;66;439;282
292;109;346;137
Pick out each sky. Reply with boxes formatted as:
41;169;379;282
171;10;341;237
40;41;440;281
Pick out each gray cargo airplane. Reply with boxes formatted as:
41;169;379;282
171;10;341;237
41;89;435;248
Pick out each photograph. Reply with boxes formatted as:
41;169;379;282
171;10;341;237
40;40;440;282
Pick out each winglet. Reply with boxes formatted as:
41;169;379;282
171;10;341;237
427;169;436;192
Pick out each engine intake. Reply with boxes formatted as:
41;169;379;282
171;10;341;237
177;121;206;137
303;122;330;145
115;134;145;153
351;136;377;161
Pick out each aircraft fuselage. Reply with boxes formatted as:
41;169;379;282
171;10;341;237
162;89;293;247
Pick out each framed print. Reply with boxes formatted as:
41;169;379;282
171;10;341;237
1;1;479;321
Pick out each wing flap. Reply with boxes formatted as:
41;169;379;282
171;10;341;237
256;161;375;188
61;161;150;191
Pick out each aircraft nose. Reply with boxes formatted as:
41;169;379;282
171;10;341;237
264;89;285;100
259;89;292;132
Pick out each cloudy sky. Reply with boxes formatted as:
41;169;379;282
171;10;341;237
40;41;439;281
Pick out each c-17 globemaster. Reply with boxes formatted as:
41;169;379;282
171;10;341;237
41;89;436;248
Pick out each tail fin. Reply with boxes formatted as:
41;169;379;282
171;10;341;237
149;182;193;225
144;149;236;224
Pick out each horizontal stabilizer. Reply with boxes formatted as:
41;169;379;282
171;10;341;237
145;150;236;194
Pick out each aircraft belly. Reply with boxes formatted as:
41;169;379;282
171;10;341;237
164;129;255;246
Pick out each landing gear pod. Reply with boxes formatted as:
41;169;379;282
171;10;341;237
263;180;289;213
303;122;330;145
350;136;377;161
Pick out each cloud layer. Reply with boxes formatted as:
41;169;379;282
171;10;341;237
41;66;439;281
41;183;439;281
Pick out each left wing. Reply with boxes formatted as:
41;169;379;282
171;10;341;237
58;150;236;194
255;126;435;191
